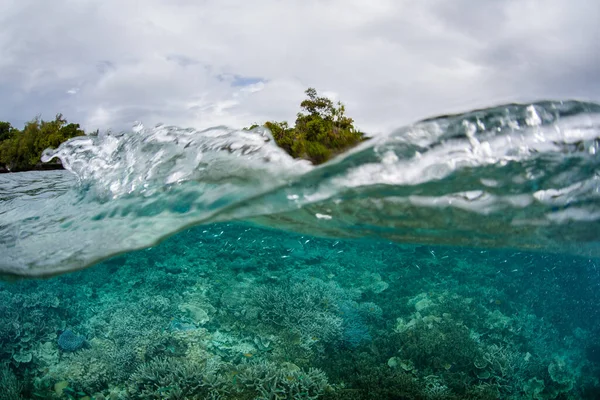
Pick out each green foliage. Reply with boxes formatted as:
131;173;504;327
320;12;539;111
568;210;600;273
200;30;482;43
0;121;16;142
251;88;368;164
0;114;85;172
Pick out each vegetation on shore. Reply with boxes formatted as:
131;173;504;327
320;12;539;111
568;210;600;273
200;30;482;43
246;88;368;164
0;88;366;172
0;115;85;172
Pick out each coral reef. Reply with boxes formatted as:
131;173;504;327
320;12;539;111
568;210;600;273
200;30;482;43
0;222;598;399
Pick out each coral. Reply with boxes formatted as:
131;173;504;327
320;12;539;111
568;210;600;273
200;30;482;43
58;329;86;352
0;289;63;368
547;356;577;396
45;338;139;395
128;356;227;399
356;272;389;294
548;356;574;387
33;341;59;368
395;315;481;372
481;344;530;382
139;295;172;314
319;355;423;400
523;377;545;399
355;302;383;322
46;348;111;394
179;303;210;325
0;364;24;400
237;360;330;400
251;278;355;345
338;302;371;348
0;221;595;400
423;375;452;400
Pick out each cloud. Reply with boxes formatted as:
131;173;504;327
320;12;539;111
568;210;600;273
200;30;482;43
0;0;598;135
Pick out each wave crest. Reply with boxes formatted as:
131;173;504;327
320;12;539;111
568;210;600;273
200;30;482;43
2;100;600;277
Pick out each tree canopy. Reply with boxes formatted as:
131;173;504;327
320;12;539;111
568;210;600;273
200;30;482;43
0;114;85;172
255;88;368;164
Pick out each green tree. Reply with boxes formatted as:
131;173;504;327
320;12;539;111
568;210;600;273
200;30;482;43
0;121;15;142
0;114;85;172
249;88;368;164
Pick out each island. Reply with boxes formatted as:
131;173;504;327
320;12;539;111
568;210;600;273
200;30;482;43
0;88;367;172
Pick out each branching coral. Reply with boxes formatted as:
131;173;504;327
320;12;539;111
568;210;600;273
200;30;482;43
45;338;139;395
251;278;356;345
128;356;228;399
0;364;24;400
237;360;330;400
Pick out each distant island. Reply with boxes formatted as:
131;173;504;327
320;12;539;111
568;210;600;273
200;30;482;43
0;88;367;172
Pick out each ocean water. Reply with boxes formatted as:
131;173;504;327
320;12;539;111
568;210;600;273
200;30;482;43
1;101;599;399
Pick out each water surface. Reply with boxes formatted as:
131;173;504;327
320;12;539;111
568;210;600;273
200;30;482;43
1;101;599;399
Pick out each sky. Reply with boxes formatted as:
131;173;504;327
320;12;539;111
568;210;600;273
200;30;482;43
0;0;599;135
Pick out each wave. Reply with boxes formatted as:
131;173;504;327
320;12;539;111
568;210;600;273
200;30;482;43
1;100;599;277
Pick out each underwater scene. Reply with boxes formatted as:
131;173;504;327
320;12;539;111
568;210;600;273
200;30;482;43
1;101;600;399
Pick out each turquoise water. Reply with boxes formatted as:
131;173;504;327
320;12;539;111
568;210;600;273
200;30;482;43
1;101;600;399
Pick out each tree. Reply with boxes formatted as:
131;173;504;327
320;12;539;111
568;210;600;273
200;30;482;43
0;122;14;142
0;114;85;172
249;88;368;165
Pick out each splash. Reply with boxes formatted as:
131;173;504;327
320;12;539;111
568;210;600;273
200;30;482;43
1;101;599;277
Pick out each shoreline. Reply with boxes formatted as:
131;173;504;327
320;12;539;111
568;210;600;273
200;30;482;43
0;162;65;173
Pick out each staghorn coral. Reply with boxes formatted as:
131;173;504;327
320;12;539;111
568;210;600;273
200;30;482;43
250;278;356;346
128;356;228;399
237;359;330;400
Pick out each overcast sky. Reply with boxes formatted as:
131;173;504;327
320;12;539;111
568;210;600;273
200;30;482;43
1;0;598;135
